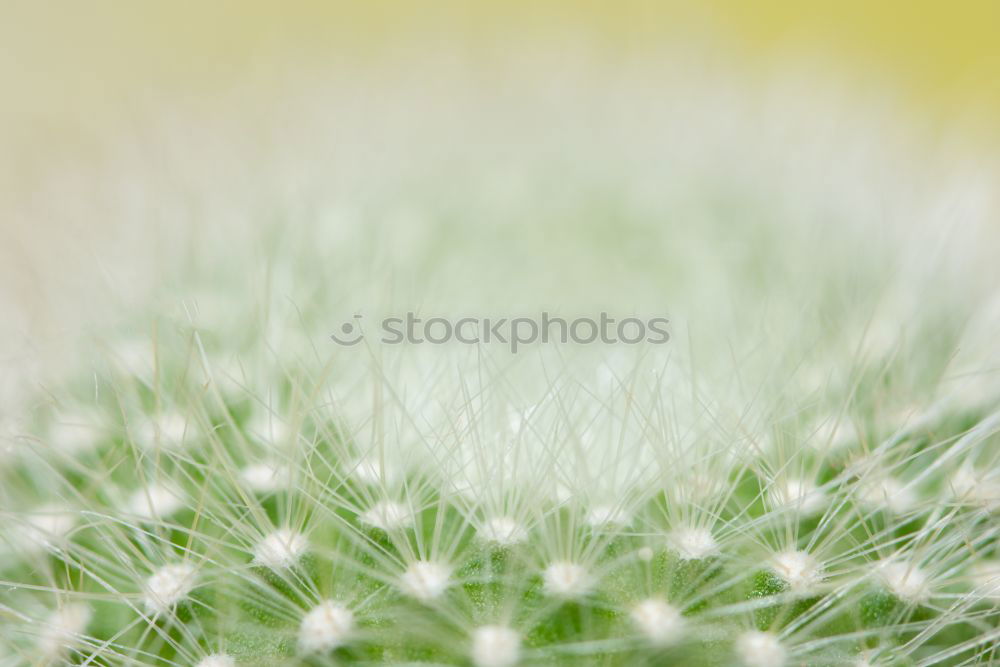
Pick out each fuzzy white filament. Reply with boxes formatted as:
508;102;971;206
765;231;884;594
808;419;856;452
360;500;413;531
542;561;592;599
399;560;452;601
37;603;91;657
22;505;75;550
669;527;719;560
48;411;104;454
769;478;825;515
631;598;684;646
136;412;190;449
949;465;1000;511
144;563;197;614
196;655;236;667
127;483;185;519
876;560;930;604
248;413;289;444
771;550;823;592
857;477;917;514
241;461;291;492
736;630;786;667
478;516;528;546
970;560;1000;603
351;457;398;485
471;625;521;667
253;529;308;569
586;505;631;529
299;600;354;653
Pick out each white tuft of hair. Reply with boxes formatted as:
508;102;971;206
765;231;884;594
471;625;521;667
399;560;452;601
37;603;91;657
241;461;291;492
771;550;823;592
769;478;825;515
299;600;354;654
360;500;413;531
127;483;185;520
542;561;592;599
736;630;786;667
669;527;719;560
630;598;684;646
253;528;308;569
875;560;930;604
144;563;197;614
478;516;528;546
136;412;190;450
21;505;75;551
949;465;1000;511
969;560;1000;604
857;477;917;514
351;457;398;485
586;505;631;529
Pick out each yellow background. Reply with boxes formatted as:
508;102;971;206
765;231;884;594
3;1;999;151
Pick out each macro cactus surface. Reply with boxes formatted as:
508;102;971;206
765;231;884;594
2;61;1000;666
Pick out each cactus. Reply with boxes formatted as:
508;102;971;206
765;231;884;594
3;65;1000;666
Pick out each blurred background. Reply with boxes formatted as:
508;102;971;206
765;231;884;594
4;0;1000;154
2;0;1000;393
